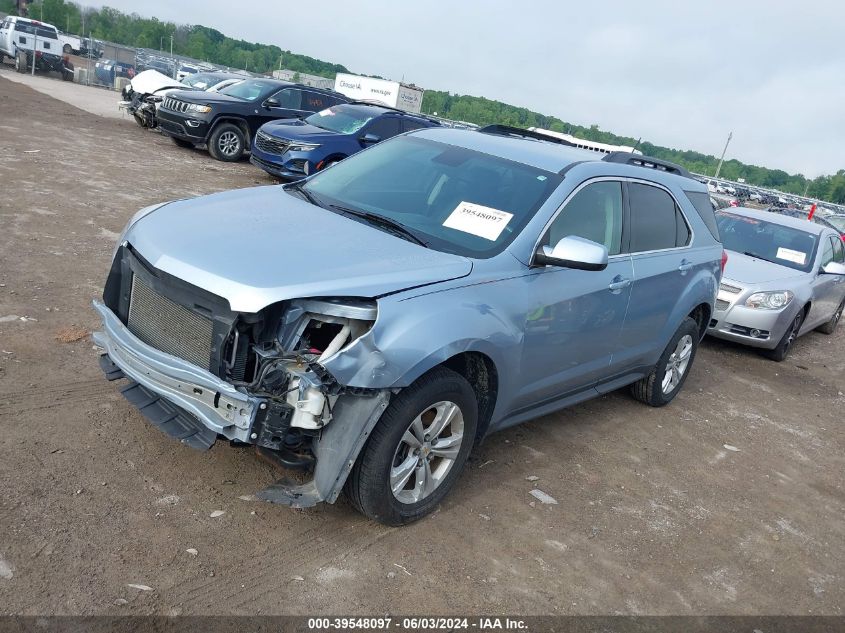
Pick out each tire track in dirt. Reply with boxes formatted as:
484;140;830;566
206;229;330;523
0;378;117;415
169;520;393;610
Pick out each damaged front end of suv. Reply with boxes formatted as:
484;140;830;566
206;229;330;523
94;248;397;509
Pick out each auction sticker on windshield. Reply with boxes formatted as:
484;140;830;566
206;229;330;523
443;201;513;241
776;247;807;265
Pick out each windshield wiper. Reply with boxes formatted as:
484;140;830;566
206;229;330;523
329;204;428;247
286;182;323;208
743;251;778;264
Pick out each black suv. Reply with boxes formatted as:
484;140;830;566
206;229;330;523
157;79;350;162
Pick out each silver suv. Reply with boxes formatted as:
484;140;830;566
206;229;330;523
94;125;724;525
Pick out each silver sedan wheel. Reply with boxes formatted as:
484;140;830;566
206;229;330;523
662;334;693;395
390;401;465;504
218;131;241;157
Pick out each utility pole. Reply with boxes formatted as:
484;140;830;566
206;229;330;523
31;28;36;74
714;131;733;179
170;34;174;78
803;181;810;197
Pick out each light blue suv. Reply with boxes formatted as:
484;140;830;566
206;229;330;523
94;125;724;525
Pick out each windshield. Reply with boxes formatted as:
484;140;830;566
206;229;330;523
305;106;375;134
219;81;273;101
301;135;562;258
183;73;219;89
716;210;819;272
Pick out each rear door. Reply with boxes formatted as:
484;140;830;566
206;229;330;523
615;181;697;371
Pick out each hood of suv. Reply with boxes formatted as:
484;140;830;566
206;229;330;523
260;119;342;142
125;186;472;313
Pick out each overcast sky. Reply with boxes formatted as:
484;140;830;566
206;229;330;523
98;0;843;177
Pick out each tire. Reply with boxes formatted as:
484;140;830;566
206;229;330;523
765;309;804;362
345;366;478;526
15;50;26;74
631;317;699;407
207;123;245;162
816;298;844;335
0;52;4;64
170;136;194;148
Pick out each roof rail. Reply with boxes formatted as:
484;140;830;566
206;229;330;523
478;124;578;148
603;152;692;179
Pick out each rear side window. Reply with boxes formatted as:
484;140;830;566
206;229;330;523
302;91;328;111
628;183;687;252
684;190;721;241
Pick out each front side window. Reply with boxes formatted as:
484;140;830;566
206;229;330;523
628;183;688;252
542;181;623;255
821;238;835;267
832;236;845;264
273;88;302;109
364;117;402;140
300;135;562;258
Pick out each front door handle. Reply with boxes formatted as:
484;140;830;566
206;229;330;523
678;259;694;274
608;277;632;292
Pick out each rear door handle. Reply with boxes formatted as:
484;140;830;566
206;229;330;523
608;277;632;292
678;259;694;273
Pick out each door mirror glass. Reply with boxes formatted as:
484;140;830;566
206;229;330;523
820;261;845;276
534;236;608;271
264;97;280;108
360;133;380;145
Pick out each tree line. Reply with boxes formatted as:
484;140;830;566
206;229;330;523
3;0;843;204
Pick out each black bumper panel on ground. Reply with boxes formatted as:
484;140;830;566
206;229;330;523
98;354;217;450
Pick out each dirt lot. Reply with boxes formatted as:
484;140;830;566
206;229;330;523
0;70;843;617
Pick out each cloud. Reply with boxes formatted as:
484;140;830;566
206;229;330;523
96;0;844;176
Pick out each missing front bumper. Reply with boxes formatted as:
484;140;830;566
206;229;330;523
92;300;261;444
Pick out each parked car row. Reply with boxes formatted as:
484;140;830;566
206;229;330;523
95;113;845;525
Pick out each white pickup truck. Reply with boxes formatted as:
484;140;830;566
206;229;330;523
0;15;74;80
57;30;102;57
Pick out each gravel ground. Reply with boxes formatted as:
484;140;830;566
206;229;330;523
0;70;843;616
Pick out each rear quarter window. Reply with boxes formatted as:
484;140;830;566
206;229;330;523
684;190;721;242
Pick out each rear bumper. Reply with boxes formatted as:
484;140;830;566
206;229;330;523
92;300;262;443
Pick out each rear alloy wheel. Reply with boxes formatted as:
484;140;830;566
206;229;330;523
345;367;477;526
817;299;844;335
631;317;700;407
766;310;804;362
208;123;245;162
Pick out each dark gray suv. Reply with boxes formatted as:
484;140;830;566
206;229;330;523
94;125;724;525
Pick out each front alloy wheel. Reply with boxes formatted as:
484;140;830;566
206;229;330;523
345;367;478;526
390;401;465;504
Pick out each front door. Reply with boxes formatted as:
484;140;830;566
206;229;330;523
516;180;633;408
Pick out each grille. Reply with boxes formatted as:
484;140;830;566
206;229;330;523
715;299;730;311
719;283;742;294
255;130;290;155
162;97;190;113
127;275;213;369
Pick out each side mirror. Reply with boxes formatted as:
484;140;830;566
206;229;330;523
264;98;280;108
820;261;845;276
360;133;380;145
533;236;608;271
